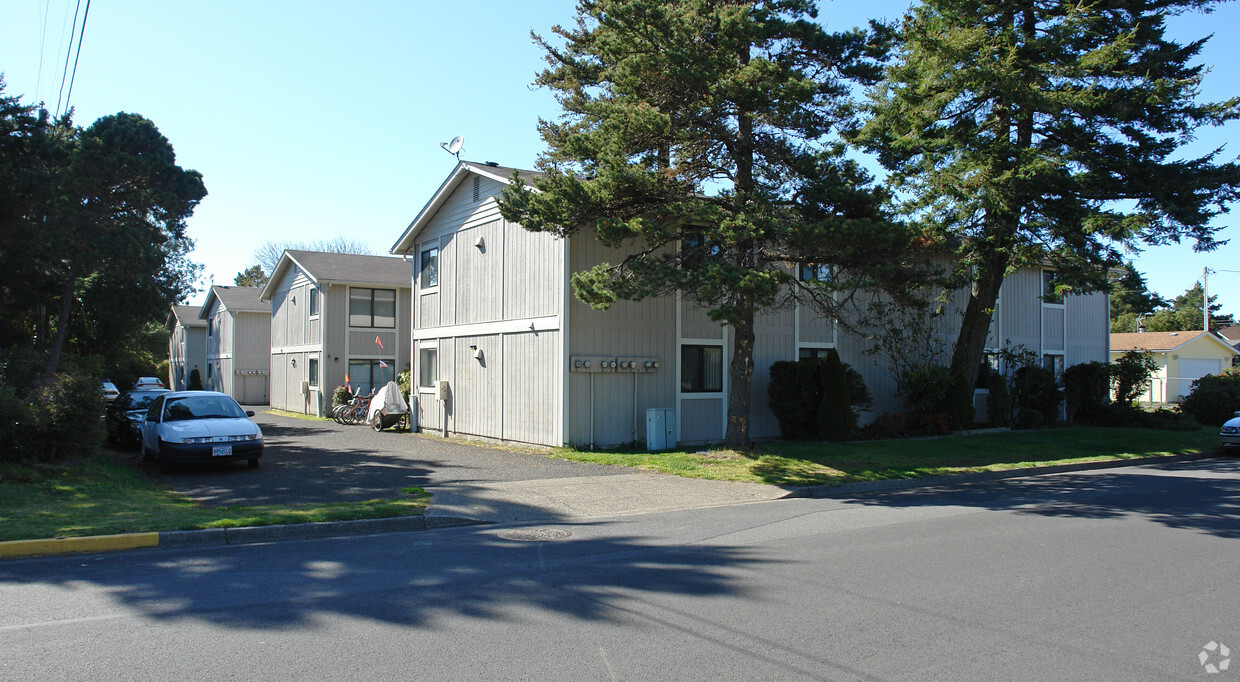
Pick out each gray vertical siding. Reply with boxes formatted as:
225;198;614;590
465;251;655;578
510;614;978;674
412;174;566;446
1066;291;1108;365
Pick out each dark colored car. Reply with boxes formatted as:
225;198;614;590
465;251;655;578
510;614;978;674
105;389;170;448
140;391;264;472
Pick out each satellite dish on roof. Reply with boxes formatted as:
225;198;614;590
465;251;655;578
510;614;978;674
441;136;464;159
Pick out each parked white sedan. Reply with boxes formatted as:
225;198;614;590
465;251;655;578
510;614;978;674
140;391;263;472
1223;411;1240;451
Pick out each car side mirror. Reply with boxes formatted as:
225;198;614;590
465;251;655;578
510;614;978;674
246;410;255;417
1234;411;1240;418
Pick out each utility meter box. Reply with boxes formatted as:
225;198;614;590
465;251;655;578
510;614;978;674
435;379;450;401
645;407;676;450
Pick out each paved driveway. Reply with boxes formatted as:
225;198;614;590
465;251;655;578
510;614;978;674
129;411;784;524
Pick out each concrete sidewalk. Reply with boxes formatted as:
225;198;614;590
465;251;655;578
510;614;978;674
423;472;788;523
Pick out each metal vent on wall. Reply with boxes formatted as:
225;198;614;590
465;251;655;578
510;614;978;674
472;176;480;202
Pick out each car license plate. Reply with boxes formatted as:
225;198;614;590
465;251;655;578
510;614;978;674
212;446;232;457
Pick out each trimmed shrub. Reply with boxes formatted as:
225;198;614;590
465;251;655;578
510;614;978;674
1012;365;1061;428
817;351;855;441
768;353;871;440
858;412;907;440
986;378;1010;427
902;365;973;434
1180;371;1240;426
0;371;104;463
187;368;203;390
1111;350;1158;405
1063;361;1110;424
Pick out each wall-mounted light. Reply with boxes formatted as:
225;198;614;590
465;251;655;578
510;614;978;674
475;236;485;250
290;357;296;367
291;294;296;305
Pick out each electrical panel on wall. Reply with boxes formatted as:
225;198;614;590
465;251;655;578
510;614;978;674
569;356;660;373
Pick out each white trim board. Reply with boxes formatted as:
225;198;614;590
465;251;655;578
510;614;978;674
414;316;560;340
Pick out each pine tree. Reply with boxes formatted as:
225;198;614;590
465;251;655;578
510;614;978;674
853;0;1240;390
499;0;919;448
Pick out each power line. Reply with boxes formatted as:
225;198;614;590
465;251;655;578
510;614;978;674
62;0;91;116
34;0;52;103
55;0;82;119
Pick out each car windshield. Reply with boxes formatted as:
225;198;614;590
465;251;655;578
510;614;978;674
126;393;162;410
163;396;247;422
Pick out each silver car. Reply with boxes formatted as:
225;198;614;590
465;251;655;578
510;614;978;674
1223;411;1240;451
140;391;264;472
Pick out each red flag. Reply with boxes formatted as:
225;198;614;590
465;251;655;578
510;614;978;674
379;360;389;368
375;336;384;349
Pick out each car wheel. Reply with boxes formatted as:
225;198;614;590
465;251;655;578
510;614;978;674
248;458;259;469
140;444;153;462
158;447;174;474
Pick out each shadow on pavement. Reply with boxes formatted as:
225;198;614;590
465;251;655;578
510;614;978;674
835;457;1240;539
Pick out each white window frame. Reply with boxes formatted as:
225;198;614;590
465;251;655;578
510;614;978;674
417;342;439;392
679;340;725;397
1041;269;1065;307
308;287;319;319
419;244;439;294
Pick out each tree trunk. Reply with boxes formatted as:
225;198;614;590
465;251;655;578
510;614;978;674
949;248;1009;391
725;305;755;449
44;265;76;378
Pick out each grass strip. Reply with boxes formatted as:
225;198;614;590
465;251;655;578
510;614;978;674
552;426;1221;487
265;409;335;422
0;455;428;542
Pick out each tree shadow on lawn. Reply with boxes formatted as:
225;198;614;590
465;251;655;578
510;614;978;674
831;457;1240;539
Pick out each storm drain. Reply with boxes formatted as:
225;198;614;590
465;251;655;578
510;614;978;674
498;528;573;542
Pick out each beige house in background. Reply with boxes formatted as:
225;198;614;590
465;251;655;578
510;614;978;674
1110;330;1238;403
259;250;411;417
391;161;1110;448
166;305;207;391
199;285;272;404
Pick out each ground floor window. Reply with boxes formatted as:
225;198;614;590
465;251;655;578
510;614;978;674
1042;353;1065;382
681;344;723;393
308;358;319;388
798;347;832;361
348;359;394;395
418;347;438;388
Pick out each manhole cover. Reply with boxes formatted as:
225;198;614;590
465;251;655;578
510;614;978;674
498;528;572;542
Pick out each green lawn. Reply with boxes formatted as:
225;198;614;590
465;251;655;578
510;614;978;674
0;455;428;542
552;426;1222;487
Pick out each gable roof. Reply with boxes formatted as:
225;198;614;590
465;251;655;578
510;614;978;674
199;285;269;319
166;304;206;331
390;160;542;255
1110;330;1238;356
1219;325;1240;344
259;250;411;301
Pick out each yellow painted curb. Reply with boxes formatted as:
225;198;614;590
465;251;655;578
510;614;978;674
0;532;159;559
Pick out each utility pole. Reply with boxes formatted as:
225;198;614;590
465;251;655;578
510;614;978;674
1203;266;1211;332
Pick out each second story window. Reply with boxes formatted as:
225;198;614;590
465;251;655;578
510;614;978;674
349;288;396;328
799;263;831;282
420;247;439;289
308;288;319;317
207;317;214;337
1042;270;1063;304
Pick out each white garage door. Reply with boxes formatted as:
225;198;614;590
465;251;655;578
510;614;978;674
1177;358;1223;400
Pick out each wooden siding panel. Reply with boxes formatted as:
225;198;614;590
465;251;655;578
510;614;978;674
1042;307;1066;352
503;222;561;320
454;220;504;325
501;331;561;445
349;330;398;357
751;310;796;439
1065;291;1108;365
798;305;833;344
680;398;724;444
1000;268;1041;352
451;335;502;439
681;301;723;339
418;291;441;328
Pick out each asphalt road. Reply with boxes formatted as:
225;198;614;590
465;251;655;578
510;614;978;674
121;410;783;523
3;458;1239;679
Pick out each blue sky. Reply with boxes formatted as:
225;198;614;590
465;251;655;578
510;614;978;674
2;0;1236;314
